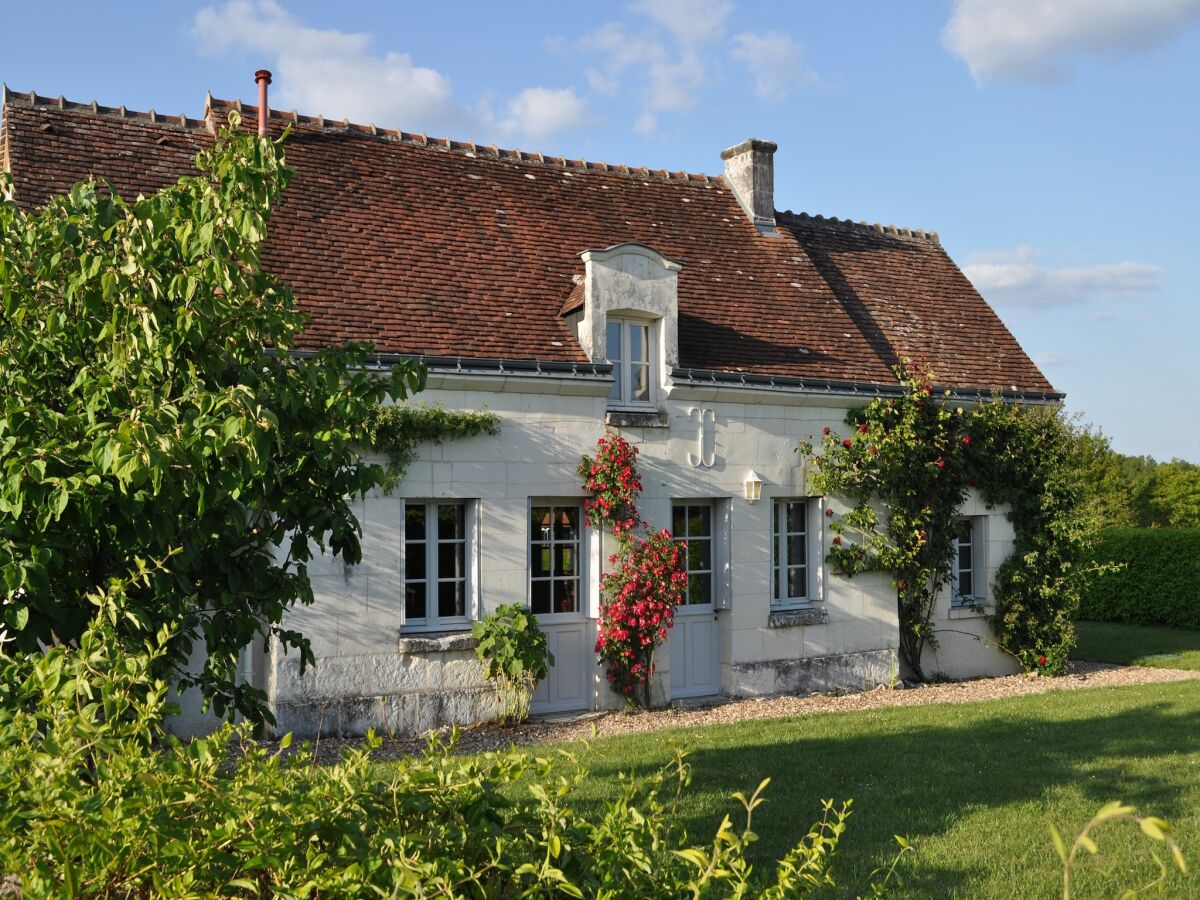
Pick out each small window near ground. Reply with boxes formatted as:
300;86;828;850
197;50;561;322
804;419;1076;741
403;500;473;631
953;516;986;606
530;504;582;615
606;317;655;408
772;498;811;607
672;502;714;606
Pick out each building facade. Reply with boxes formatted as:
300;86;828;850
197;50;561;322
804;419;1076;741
1;82;1058;737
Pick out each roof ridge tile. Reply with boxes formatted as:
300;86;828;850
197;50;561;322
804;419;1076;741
776;208;940;245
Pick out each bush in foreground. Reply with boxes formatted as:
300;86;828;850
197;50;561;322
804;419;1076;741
0;593;870;898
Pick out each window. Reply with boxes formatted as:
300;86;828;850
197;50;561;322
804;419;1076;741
772;499;811;606
606;317;655;408
673;502;713;606
953;517;985;606
403;501;471;631
530;504;582;615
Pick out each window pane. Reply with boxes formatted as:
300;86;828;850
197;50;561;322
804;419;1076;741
437;504;464;540
788;567;807;599
554;579;577;614
404;584;426;621
531;543;552;578
688;573;712;606
438;542;463;580
630;323;649;364
554;507;579;540
555;545;575;576
530;580;551;615
688;506;711;537
672;505;686;535
405;545;426;581
607;322;623;401
631;363;650;402
688;538;711;572
958;545;973;571
531;506;552;539
787;532;806;568
958;519;973;543
959;570;974;599
438;580;465;618
406;504;426;540
788;501;806;533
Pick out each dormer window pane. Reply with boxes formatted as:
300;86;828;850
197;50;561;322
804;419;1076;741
606;321;623;401
607;317;656;408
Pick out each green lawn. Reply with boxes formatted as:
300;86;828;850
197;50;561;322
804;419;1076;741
1073;621;1200;670
532;681;1200;898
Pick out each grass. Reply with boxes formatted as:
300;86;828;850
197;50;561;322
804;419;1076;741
527;681;1200;898
1072;621;1200;670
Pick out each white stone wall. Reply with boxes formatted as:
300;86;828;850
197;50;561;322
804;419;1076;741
917;492;1021;680
264;372;1018;735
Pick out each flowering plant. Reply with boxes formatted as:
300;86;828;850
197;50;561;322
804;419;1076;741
595;530;687;706
578;433;643;537
580;432;687;707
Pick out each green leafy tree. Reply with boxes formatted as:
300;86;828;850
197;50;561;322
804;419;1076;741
0;112;423;725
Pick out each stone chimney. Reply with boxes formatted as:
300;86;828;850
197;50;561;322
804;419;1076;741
721;138;778;235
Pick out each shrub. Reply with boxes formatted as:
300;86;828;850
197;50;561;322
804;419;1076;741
0;592;879;897
472;603;554;723
1079;528;1200;629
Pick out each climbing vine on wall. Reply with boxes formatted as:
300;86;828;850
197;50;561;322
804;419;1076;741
579;434;688;708
364;404;501;483
801;364;1093;679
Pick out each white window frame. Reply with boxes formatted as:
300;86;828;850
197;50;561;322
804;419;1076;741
952;515;987;607
772;498;819;608
528;501;586;618
400;499;479;633
605;315;657;410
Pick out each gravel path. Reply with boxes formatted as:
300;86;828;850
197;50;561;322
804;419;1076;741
299;662;1200;763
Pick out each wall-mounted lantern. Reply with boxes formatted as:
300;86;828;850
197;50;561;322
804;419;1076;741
744;470;763;503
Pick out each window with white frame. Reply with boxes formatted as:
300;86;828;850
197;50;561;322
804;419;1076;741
952;517;986;606
530;504;582;615
606;317;655;408
772;499;812;607
403;501;472;631
672;502;714;606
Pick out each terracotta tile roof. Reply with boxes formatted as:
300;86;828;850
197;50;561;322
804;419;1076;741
1;88;1058;396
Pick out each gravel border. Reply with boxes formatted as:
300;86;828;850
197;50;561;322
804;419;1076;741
295;662;1200;763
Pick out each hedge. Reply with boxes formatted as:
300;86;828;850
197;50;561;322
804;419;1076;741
1079;528;1200;629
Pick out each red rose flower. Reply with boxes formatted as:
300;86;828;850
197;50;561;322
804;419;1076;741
822;427;831;436
843;438;853;448
825;508;834;517
898;579;908;589
963;435;971;445
936;458;945;469
859;423;869;433
1038;654;1048;667
832;536;841;545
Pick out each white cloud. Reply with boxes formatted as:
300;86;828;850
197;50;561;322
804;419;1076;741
943;0;1200;83
630;0;733;46
575;0;738;135
731;31;819;101
964;246;1163;308
501;88;589;139
1033;352;1075;367
192;1;586;142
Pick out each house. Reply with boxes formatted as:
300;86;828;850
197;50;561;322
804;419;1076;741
1;75;1061;737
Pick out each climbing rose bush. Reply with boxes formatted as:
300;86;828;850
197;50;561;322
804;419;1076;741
596;530;688;705
579;433;643;537
580;433;687;707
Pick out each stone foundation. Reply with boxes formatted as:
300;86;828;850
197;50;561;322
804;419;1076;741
270;633;500;738
730;648;897;698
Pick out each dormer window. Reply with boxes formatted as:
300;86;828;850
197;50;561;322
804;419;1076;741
606;317;655;408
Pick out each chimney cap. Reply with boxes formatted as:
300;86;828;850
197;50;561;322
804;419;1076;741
254;69;273;85
720;138;777;161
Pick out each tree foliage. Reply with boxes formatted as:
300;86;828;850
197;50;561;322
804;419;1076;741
803;365;1094;678
0;112;424;724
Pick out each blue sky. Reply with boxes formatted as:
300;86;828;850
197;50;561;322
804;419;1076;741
4;1;1198;460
